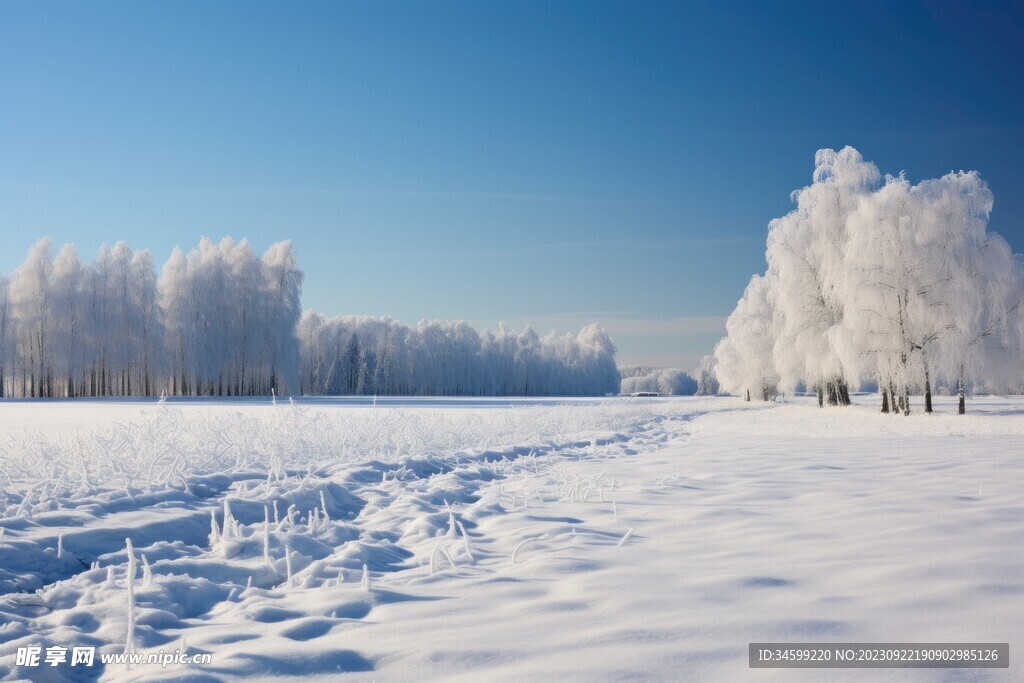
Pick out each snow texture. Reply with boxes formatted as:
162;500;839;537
1;395;1021;681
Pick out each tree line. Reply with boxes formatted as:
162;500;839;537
714;147;1024;414
298;314;619;397
619;365;697;395
0;237;303;398
0;236;619;398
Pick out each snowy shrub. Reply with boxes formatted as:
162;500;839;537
619;366;697;395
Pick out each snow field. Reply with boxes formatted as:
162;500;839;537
0;395;1021;681
0;399;666;679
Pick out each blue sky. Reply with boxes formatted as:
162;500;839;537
2;1;1023;369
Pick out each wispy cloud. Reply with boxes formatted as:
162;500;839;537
501;311;728;338
330;237;752;260
231;188;630;206
1;182;629;206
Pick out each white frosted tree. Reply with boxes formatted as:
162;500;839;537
938;227;1022;413
576;323;619;396
51;244;85;397
619;366;697;395
10;238;55;397
714;274;780;401
296;315;619;397
694;354;719;396
261;240;304;395
130;249;161;396
0;234;626;398
767;147;879;406
842;168;1022;414
843;173;923;414
86;244;115;396
158;247;190;395
718;146;1024;414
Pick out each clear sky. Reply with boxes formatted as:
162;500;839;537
2;1;1023;370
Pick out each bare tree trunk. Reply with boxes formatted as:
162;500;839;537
881;387;889;413
958;364;966;415
923;366;932;414
817;385;823;407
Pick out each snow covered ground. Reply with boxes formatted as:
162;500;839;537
0;395;1021;681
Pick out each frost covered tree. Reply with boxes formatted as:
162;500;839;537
297;315;619;396
51;244;85;397
694;354;719;396
9;238;55;397
766;147;879;406
843;168;1023;414
0;237;306;398
158;237;304;397
0;235;619;398
575;324;620;396
714;147;1024;414
260;240;304;394
619;366;697;395
158;247;191;396
714;274;780;401
933;222;1022;413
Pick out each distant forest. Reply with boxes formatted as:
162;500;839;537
0;237;620;398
